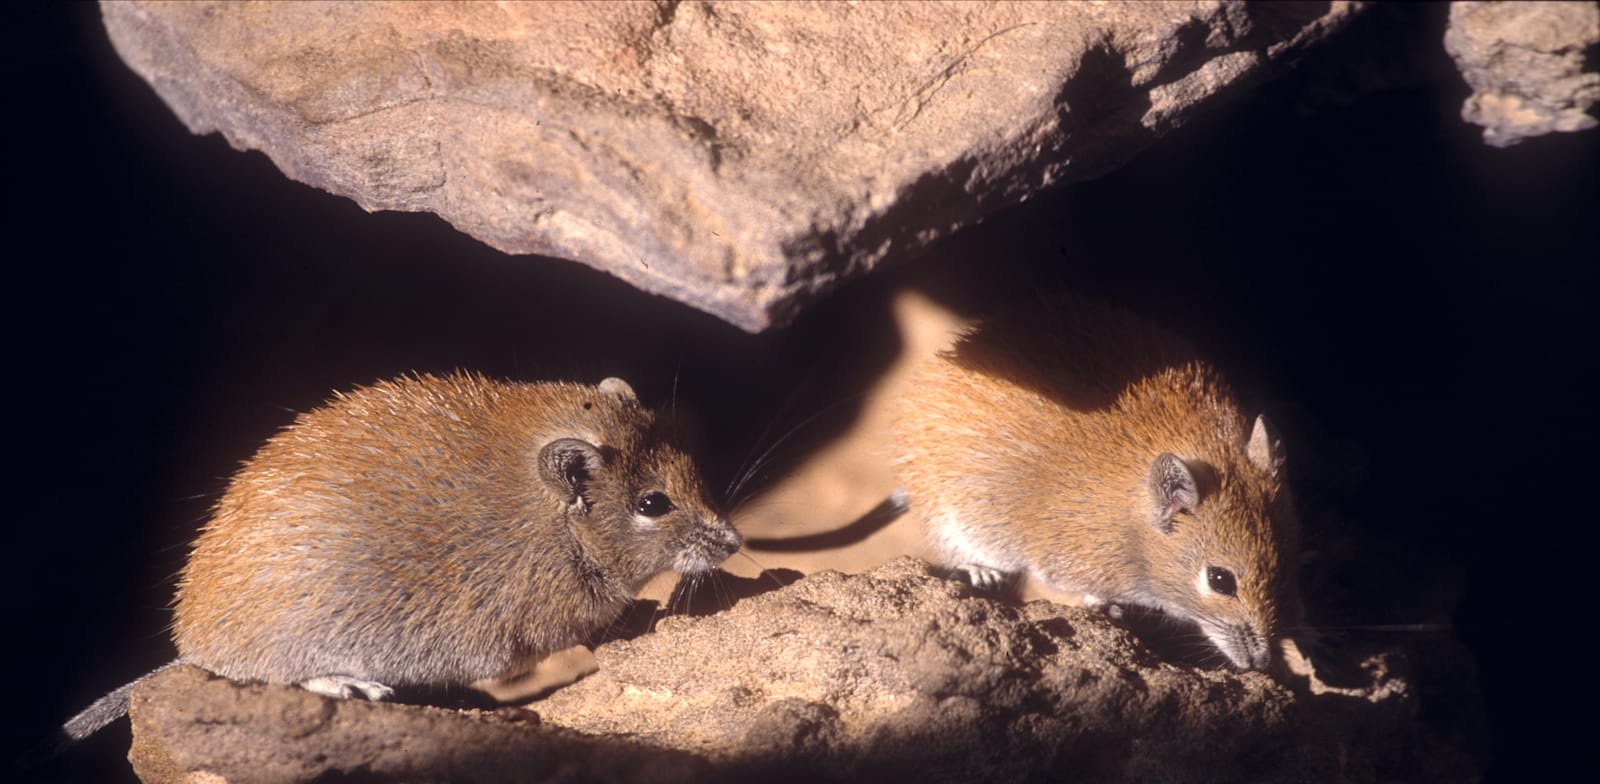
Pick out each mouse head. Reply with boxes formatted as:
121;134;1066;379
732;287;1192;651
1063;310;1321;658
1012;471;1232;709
537;378;741;591
1139;415;1298;670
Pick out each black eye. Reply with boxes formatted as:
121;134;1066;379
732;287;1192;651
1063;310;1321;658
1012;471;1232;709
635;492;675;518
1207;566;1237;597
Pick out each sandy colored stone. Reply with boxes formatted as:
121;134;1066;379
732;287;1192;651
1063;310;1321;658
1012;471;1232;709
539;558;1462;782
127;559;1480;783
98;0;1360;330
1445;1;1600;147
127;664;712;784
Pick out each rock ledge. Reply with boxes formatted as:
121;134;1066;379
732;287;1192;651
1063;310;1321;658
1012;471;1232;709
128;558;1478;783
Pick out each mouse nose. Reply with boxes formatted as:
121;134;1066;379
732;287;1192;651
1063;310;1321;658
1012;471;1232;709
715;519;743;555
1232;625;1272;670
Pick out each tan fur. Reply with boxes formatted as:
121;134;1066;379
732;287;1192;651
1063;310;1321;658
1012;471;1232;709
172;371;740;688
893;296;1299;669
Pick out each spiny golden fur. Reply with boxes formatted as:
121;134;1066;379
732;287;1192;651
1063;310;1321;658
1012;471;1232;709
51;372;739;749
174;371;736;687
894;295;1298;669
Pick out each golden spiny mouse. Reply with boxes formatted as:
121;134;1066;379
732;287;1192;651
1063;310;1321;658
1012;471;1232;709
894;296;1299;670
56;372;741;745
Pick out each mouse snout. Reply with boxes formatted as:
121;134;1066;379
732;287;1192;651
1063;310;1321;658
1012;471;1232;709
671;516;742;574
1204;620;1273;671
708;517;743;558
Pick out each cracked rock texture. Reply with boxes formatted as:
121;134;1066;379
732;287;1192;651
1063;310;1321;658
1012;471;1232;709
99;0;1358;331
128;559;1482;783
1445;1;1600;147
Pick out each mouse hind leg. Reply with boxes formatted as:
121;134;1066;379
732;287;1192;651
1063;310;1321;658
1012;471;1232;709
925;511;1021;591
300;675;395;702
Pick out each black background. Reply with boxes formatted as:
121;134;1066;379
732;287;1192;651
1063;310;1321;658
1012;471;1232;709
11;3;1594;781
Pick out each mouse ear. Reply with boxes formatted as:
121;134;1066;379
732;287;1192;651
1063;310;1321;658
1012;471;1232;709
597;377;637;401
1148;452;1198;534
539;438;604;514
1247;414;1284;477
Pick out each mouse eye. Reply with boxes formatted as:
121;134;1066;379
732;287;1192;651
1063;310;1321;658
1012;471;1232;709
1206;566;1238;597
635;492;675;518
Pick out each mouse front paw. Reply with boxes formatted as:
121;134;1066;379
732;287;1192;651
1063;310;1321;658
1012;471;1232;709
957;564;1009;591
300;675;396;702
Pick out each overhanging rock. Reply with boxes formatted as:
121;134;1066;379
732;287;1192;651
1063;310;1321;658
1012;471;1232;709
101;1;1360;330
1445;1;1600;148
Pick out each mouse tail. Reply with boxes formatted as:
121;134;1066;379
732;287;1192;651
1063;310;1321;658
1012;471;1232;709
743;489;910;552
60;668;154;741
20;660;180;767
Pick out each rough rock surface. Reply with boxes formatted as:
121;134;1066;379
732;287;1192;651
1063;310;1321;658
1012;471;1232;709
127;559;1481;783
1445;1;1600;147
126;665;712;784
99;1;1359;331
